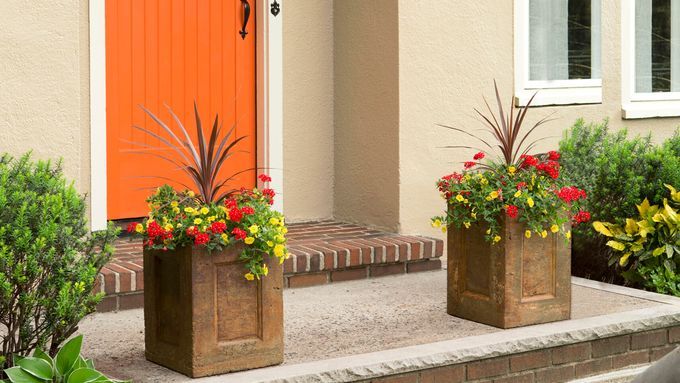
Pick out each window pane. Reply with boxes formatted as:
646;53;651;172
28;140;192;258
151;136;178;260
529;0;600;81
635;0;680;93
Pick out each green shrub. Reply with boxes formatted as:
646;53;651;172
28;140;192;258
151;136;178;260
592;185;680;296
0;153;118;373
3;335;128;383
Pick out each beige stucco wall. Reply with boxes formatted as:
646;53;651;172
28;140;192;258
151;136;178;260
283;0;335;222
0;0;91;197
333;0;401;231
397;0;680;239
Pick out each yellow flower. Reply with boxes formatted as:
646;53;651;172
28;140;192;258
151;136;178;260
164;223;174;231
486;228;491;235
525;230;532;239
527;197;534;208
135;223;144;233
171;201;179;208
489;191;499;199
441;227;447;233
200;207;210;215
480;177;489;185
456;194;465;202
249;224;259;234
432;219;442;228
464;199;469;203
514;190;522;198
221;233;229;243
280;227;288;234
471;212;477;219
184;207;195;214
540;230;548;238
173;207;180;214
187;190;195;197
566;231;572;239
464;221;471;229
279;217;285;226
508;166;517;174
245;237;255;245
274;244;285;257
263;264;269;276
270;217;280;226
493;235;501;243
207;215;216;223
244;273;255;281
267;241;274;247
194;218;203;225
550;224;559;233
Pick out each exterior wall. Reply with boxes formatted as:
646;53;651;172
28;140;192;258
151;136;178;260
0;0;91;196
333;0;401;231
397;0;680;238
283;0;335;222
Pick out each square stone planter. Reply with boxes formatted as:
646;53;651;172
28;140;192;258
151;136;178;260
143;245;283;378
447;217;571;328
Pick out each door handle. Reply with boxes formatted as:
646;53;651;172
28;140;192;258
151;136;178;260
239;0;251;40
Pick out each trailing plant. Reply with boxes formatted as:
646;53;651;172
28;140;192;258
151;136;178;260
593;185;680;295
0;153;119;374
128;104;287;280
2;335;129;383
432;83;590;241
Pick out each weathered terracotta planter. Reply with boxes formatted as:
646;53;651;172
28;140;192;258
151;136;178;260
447;217;571;328
143;245;283;378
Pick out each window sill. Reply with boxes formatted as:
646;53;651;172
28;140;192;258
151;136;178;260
514;87;602;107
622;101;680;119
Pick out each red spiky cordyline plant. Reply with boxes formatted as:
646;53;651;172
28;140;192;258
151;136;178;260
438;81;555;169
127;103;249;204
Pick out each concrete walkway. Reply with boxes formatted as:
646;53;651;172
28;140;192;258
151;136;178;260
79;270;664;382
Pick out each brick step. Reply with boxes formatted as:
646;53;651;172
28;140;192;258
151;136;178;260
95;220;443;312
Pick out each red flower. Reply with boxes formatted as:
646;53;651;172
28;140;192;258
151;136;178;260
242;206;255;215
536;160;560;179
519;154;538;168
126;222;138;234
229;208;243;222
464;161;476;169
232;227;247;240
573;210;591;225
186;227;199;237
258;174;272;183
473;152;485;160
210;221;227;234
548;151;561;161
557;186;587;204
194;232;210;246
516;182;527;190
505;205;519;219
224;198;238;209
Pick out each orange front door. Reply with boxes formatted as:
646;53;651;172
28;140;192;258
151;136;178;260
106;0;257;220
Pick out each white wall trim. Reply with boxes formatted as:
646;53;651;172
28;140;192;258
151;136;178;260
89;0;107;231
621;0;680;119
88;0;284;230
513;0;603;107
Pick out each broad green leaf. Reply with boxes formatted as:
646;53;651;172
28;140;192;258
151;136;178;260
56;335;83;376
4;367;42;383
667;244;675;258
625;219;639;235
32;348;53;368
606;240;626;251
593;222;612;237
619;253;631;266
653;247;665;257
637;199;652;217
17;357;53;380
67;368;104;383
84;359;94;369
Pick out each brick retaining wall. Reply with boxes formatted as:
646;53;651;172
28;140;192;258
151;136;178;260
362;327;680;383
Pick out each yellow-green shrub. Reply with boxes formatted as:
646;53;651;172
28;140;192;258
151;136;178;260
593;184;680;295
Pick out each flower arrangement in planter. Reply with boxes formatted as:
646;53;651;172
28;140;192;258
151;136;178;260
127;104;285;377
433;83;590;328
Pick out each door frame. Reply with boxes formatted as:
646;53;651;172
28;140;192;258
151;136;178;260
88;0;283;231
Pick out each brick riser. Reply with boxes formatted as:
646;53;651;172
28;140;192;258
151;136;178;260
367;327;680;383
96;221;443;312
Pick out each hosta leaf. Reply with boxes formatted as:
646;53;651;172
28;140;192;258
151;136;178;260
606;240;626;251
4;367;42;383
56;335;83;376
32;348;53;367
17;357;53;380
593;221;613;237
67;368;104;383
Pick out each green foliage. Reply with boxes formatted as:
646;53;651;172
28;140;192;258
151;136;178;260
560;120;680;282
3;335;129;383
593;185;680;295
0;153;119;374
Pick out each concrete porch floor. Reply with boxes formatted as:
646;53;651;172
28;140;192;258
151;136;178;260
79;270;680;382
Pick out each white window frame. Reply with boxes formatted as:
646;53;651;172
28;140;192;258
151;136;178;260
514;0;603;107
621;0;680;118
88;0;283;231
